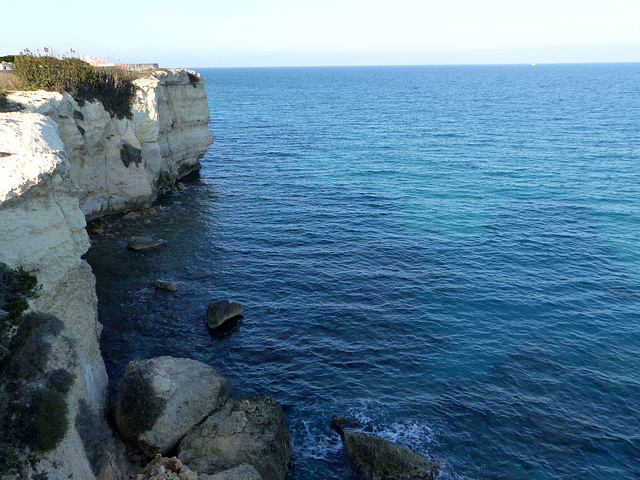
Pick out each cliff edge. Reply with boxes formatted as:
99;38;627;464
0;69;213;479
6;68;213;218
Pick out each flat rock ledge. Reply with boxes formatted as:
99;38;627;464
331;416;439;480
205;300;243;329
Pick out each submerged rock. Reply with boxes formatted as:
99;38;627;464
127;235;166;250
178;396;291;480
153;279;178;292
115;356;231;456
205;300;243;329
331;416;439;480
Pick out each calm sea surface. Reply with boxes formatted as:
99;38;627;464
86;64;640;479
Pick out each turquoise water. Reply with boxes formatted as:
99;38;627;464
87;64;640;479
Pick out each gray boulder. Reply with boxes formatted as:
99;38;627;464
178;396;291;480
115;356;231;456
205;300;243;329
127;236;166;250
200;464;262;480
187;455;239;475
342;430;439;480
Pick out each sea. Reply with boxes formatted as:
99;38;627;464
85;64;640;479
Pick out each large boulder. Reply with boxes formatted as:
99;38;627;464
178;396;291;480
115;356;231;456
200;464;262;480
204;300;243;329
331;417;439;480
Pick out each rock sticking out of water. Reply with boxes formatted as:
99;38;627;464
127;236;166;250
205;300;243;329
153;279;178;292
330;416;365;436
331;416;439;480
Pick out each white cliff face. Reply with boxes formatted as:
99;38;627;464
0;112;111;479
8;69;213;218
0;112;89;291
0;69;213;479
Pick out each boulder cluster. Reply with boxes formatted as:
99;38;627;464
115;357;291;480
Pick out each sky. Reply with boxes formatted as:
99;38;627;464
1;0;639;67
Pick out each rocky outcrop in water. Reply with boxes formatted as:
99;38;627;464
115;357;231;457
331;416;439;480
205;300;243;329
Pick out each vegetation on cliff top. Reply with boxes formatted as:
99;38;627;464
11;52;136;119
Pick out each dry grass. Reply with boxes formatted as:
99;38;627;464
0;71;24;93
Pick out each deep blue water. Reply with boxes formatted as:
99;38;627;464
86;64;640;479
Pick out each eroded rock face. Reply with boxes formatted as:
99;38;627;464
178;396;291;480
341;430;439;480
115;356;231;457
7;69;214;218
0;112;122;479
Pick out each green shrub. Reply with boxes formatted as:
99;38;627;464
5;313;62;380
0;443;20;476
24;388;69;452
0;265;38;324
48;369;75;394
117;367;166;434
12;53;135;119
0;55;16;63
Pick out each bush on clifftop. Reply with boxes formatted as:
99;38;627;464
12;52;136;119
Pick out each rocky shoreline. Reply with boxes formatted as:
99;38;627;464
1;69;439;480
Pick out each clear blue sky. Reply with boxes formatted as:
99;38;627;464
2;0;639;67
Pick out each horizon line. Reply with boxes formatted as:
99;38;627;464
180;60;640;69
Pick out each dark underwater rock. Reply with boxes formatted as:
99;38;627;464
127;235;166;250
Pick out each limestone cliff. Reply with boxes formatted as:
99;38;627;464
6;69;213;218
0;69;214;479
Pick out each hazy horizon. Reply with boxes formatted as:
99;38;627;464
2;0;639;68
